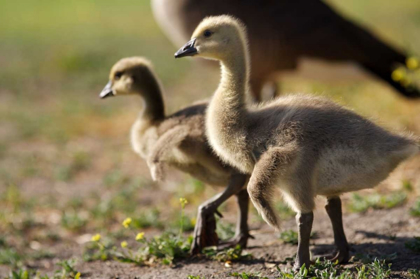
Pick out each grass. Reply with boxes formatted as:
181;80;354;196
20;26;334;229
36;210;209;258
5;259;80;279
410;198;420;217
408;269;420;279
405;237;420;253
188;258;393;279
279;230;299;245
202;245;252;263
276;258;391;279
347;192;407;213
230;272;267;279
278;230;317;245
85;231;193;266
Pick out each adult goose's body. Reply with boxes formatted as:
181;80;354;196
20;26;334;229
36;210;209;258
154;0;420;100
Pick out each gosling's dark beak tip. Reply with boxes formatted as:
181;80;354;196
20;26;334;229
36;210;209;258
99;81;114;99
175;38;198;58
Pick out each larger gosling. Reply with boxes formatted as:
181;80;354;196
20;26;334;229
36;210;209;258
99;57;251;254
175;16;420;269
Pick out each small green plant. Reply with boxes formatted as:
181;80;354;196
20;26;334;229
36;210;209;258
53;259;81;279
179;197;188;234
4;269;30;279
278;230;316;245
0;247;24;267
5;259;81;279
279;230;299;245
203;245;252;262
353;252;397;264
87;198;194;266
348;192;407;213
230;272;268;279
356;259;391;279
405;237;420;253
408;269;420;279
276;258;391;279
410;198;420;217
187;276;204;279
83;236;115;262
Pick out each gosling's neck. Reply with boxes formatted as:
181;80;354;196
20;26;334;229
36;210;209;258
137;75;165;122
217;52;249;111
131;76;165;158
206;46;254;173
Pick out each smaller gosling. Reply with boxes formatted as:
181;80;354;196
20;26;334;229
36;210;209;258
175;15;420;269
99;57;251;254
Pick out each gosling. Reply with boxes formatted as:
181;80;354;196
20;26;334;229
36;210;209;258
99;57;252;254
175;15;419;269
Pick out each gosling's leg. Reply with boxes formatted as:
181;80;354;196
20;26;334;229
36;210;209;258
294;212;314;270
218;188;252;249
191;173;248;254
325;196;350;263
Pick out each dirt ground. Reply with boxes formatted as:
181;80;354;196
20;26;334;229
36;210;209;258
2;204;420;278
71;207;420;279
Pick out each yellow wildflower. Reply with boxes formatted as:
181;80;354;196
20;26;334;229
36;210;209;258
391;68;405;82
136;232;145;241
122;217;132;228
91;234;101;242
406;57;419;70
190;217;196;227
121;241;128;248
179;197;188;208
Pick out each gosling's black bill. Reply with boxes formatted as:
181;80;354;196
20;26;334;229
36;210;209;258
175;38;198;58
99;81;114;99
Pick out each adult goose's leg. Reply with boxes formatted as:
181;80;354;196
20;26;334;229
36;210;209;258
218;188;252;249
325;196;350;263
191;173;248;254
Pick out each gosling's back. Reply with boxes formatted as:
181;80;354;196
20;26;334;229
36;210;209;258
247;95;418;196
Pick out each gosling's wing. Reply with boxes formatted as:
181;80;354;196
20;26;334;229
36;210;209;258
147;125;190;181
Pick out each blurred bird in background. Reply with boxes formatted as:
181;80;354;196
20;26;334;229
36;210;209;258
152;0;420;101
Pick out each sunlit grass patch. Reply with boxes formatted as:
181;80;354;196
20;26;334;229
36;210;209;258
278;230;317;245
410;198;420;217
276;258;391;279
86;232;192;266
203;245;252;263
4;259;81;279
347;192;407;213
230;271;267;279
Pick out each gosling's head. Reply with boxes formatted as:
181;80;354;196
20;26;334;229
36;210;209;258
99;57;158;99
174;15;248;61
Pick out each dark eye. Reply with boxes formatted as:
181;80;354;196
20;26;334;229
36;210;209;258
204;30;212;38
115;72;123;80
